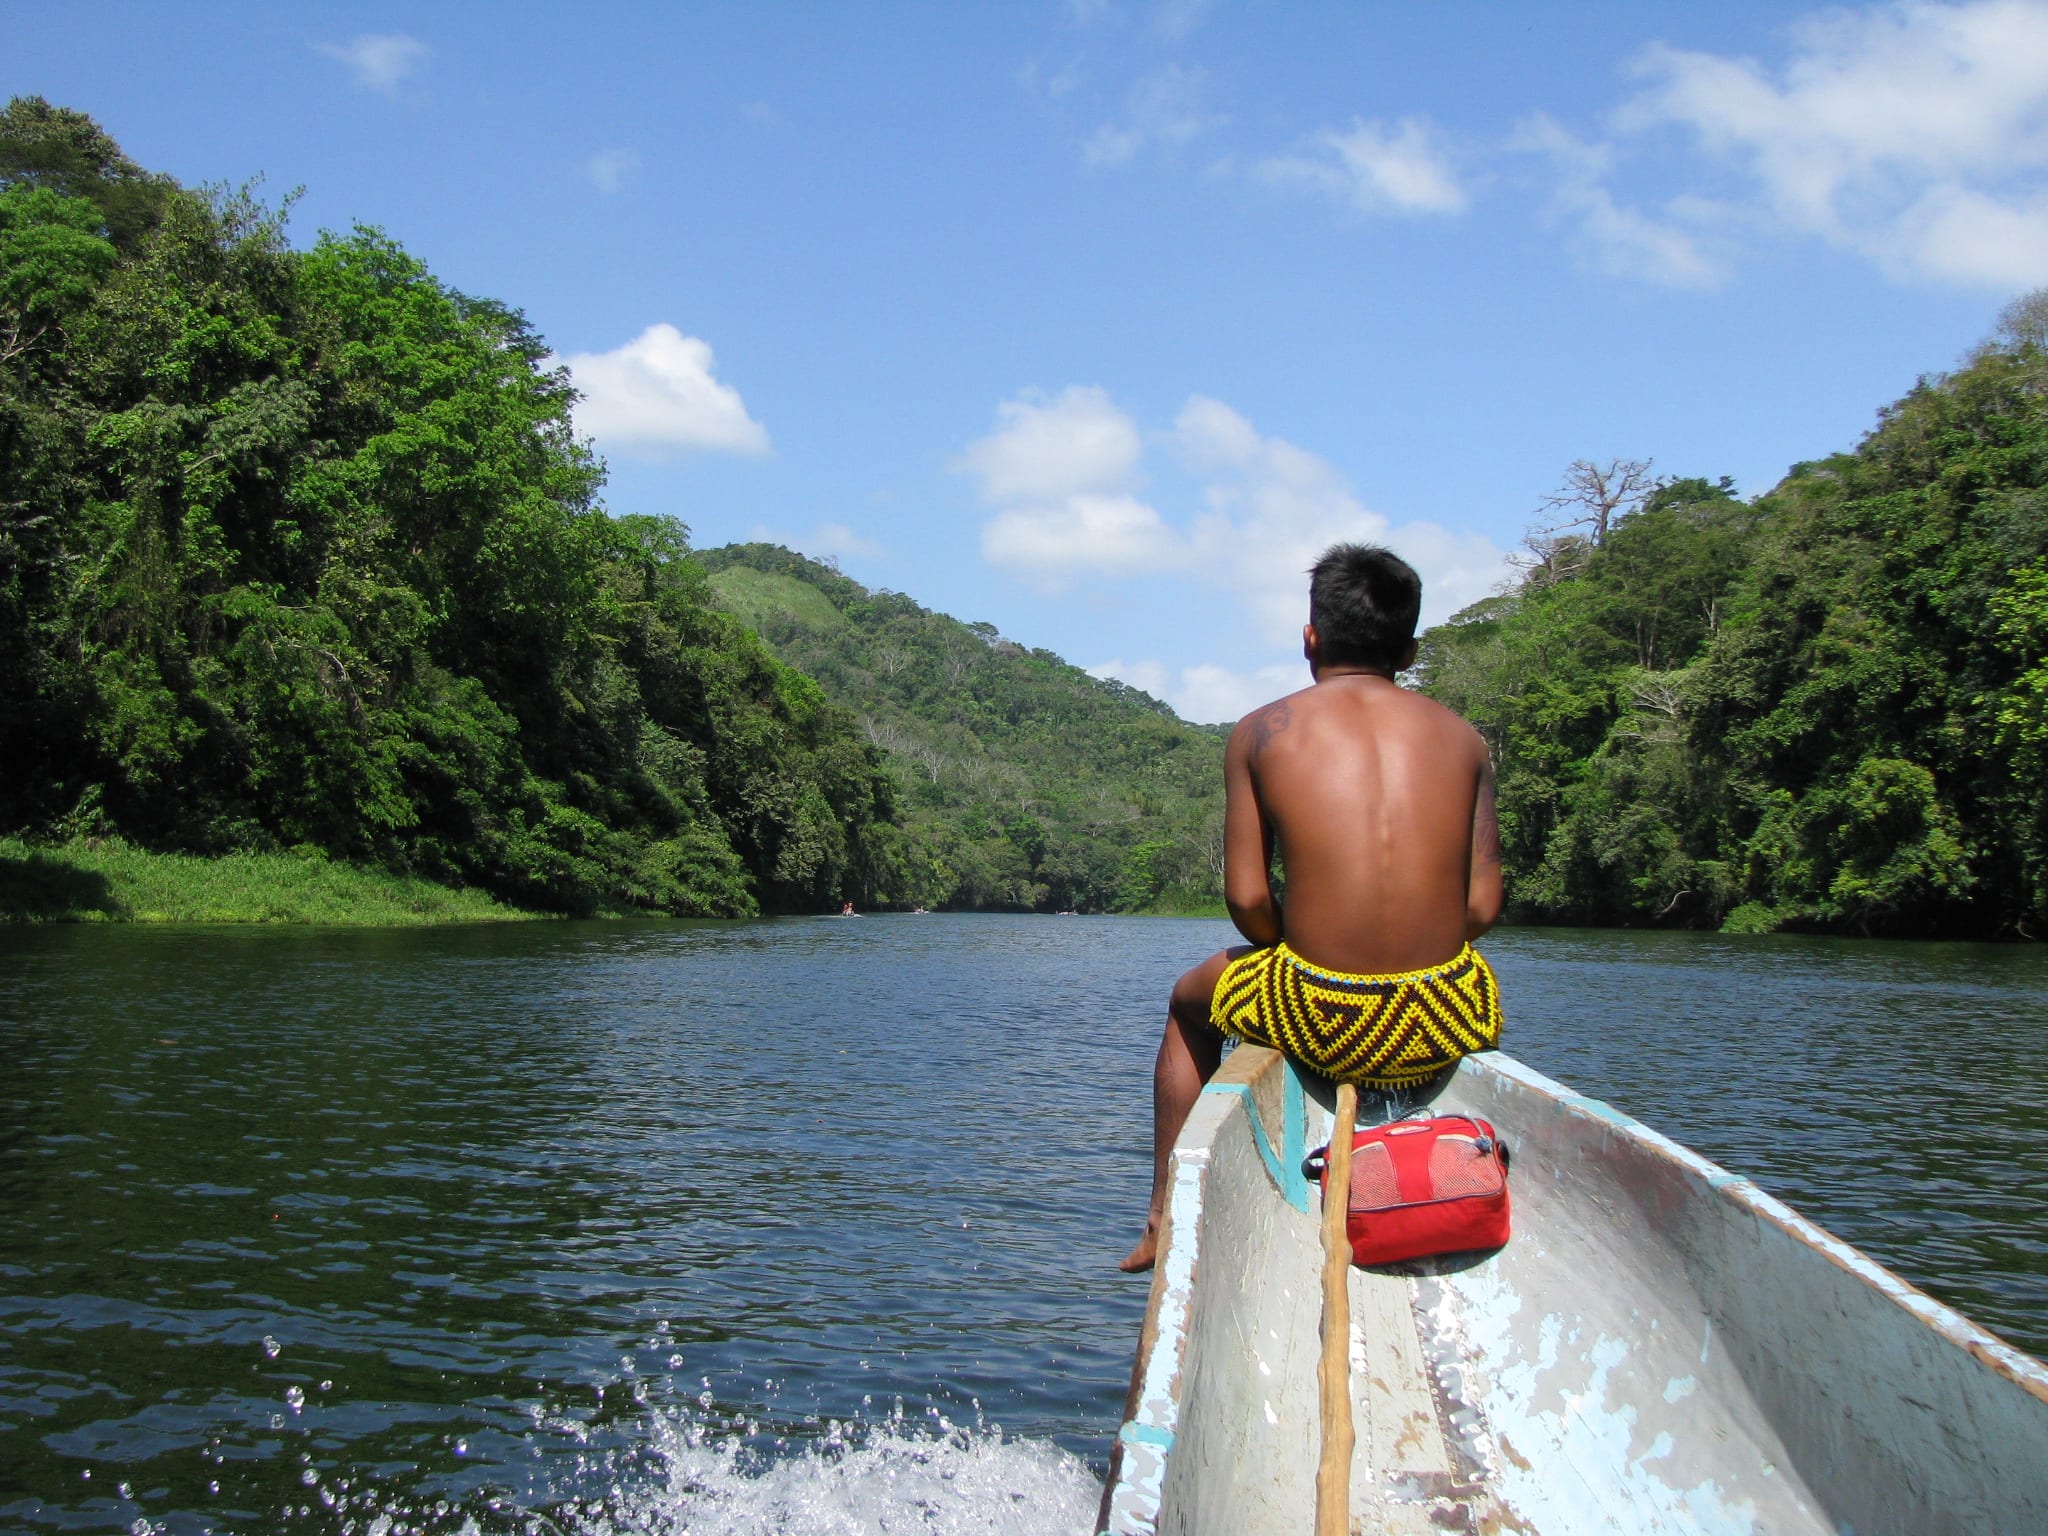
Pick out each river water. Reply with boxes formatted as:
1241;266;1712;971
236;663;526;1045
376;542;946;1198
1;916;2044;1534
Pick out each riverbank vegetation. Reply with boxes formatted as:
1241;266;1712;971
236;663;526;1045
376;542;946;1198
0;835;530;924
1419;306;2048;938
12;99;2042;936
0;99;1223;922
699;545;1227;913
0;99;901;920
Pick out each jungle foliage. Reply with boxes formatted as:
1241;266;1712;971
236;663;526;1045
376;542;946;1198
698;545;1228;913
0;99;900;917
1419;319;2048;938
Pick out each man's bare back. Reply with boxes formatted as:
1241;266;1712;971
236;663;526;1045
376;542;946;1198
1119;543;1504;1273
1227;673;1500;975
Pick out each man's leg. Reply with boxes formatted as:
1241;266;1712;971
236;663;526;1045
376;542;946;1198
1118;946;1250;1274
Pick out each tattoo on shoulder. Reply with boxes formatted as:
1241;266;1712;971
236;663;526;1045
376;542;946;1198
1246;700;1292;753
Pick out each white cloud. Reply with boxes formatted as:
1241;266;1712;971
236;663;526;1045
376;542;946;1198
957;385;1143;503
1091;658;1306;725
1085;64;1221;165
1170;396;1506;637
556;324;770;458
1258;117;1468;215
961;387;1183;583
1900;183;2048;284
984;494;1186;577
1513;113;1725;288
584;148;639;194
1017;55;1086;100
1151;0;1214;42
747;521;884;563
318;33;429;95
965;387;1511;713
1619;0;2048;286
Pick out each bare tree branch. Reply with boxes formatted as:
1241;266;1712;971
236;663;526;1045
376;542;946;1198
0;314;49;366
1531;458;1655;548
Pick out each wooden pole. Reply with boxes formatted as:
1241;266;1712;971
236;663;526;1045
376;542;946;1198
1315;1080;1360;1536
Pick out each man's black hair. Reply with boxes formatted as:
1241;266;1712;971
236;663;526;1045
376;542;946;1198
1307;544;1421;672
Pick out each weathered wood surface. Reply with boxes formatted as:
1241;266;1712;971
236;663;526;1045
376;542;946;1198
1097;1045;2048;1536
1315;1080;1357;1536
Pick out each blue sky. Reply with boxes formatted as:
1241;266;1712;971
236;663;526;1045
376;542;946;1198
13;1;2045;719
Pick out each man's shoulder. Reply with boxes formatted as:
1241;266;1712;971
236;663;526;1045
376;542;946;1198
1389;688;1490;760
1228;688;1311;757
1396;684;1485;733
1230;682;1485;759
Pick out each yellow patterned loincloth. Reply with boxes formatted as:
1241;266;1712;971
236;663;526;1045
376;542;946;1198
1212;942;1503;1088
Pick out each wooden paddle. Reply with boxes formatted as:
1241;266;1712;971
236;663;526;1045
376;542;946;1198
1315;1079;1359;1536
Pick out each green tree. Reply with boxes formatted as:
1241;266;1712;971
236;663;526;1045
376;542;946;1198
0;103;899;918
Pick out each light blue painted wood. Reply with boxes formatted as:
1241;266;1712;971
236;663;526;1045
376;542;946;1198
1102;1046;2048;1536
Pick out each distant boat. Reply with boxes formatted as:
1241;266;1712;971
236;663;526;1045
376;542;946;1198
1097;1044;2048;1535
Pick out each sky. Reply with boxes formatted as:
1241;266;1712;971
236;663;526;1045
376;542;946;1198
12;1;2047;720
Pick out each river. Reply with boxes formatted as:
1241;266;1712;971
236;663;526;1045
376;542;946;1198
1;916;2044;1534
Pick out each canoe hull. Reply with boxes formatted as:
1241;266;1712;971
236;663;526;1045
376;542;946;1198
1100;1046;2048;1536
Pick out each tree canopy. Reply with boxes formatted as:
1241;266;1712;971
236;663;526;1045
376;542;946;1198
1419;322;2048;937
14;99;2039;937
697;544;1228;913
0;99;897;917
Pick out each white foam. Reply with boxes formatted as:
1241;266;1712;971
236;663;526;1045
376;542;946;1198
561;1410;1101;1535
323;1405;1103;1536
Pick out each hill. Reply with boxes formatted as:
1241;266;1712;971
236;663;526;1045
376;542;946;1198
698;544;1228;913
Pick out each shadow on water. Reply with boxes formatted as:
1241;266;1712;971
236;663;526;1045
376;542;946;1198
0;851;121;922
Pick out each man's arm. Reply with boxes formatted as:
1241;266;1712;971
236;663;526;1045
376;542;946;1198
1223;706;1283;947
1467;748;1504;940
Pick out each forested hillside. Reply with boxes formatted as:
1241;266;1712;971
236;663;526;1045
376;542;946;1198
20;96;2040;937
0;98;899;917
1419;312;2048;938
698;544;1228;913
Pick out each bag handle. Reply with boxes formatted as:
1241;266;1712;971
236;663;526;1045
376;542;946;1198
1303;1120;1510;1182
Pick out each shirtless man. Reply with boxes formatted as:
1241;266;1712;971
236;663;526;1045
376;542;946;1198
1119;543;1504;1273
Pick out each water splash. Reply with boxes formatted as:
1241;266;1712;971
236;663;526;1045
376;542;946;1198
303;1400;1100;1536
550;1408;1098;1535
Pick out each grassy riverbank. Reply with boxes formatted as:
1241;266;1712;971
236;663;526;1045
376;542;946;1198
1134;894;1229;919
0;838;538;925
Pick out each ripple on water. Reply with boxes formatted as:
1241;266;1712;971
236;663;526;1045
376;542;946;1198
2;915;2046;1535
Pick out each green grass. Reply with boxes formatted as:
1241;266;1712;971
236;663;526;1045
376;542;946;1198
0;837;540;925
706;565;847;633
1135;894;1230;919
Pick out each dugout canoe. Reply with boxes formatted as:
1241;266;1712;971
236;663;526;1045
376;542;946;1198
1097;1044;2048;1536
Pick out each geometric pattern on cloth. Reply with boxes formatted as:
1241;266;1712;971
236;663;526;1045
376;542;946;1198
1211;941;1504;1088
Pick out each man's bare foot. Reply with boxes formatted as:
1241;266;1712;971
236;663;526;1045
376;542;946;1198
1118;1224;1159;1273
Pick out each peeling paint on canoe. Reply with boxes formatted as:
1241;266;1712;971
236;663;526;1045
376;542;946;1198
1101;1046;2048;1535
1200;1082;1286;1204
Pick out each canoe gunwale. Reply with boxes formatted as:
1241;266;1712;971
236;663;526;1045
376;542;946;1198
1098;1044;2048;1536
1470;1051;2048;1410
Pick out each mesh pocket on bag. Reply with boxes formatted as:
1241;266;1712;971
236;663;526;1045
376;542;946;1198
1347;1141;1402;1212
1427;1134;1506;1199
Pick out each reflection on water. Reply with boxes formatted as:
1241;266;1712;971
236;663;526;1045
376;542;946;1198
0;916;2043;1533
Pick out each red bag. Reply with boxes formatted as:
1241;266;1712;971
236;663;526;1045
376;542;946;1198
1304;1114;1511;1266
